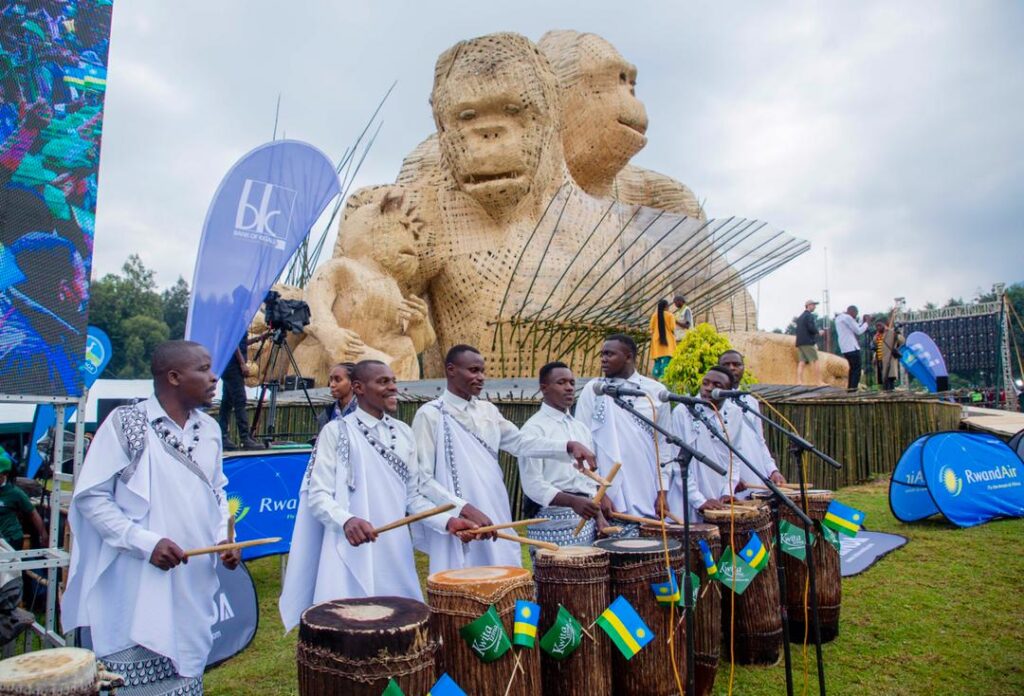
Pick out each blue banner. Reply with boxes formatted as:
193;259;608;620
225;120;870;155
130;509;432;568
185;141;340;376
900;331;948;392
223;448;310;559
26;326;112;477
890;432;1024;528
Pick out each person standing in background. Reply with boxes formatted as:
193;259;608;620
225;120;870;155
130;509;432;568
795;299;822;385
673;294;693;342
835;306;870;391
315;362;358;432
649;299;677;380
219;333;260;450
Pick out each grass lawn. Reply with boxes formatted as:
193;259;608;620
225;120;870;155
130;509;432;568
204;481;1024;695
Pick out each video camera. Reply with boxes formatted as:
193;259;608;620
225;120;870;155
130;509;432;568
263;290;310;335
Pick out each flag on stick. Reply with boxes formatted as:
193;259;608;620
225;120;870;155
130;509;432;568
716;547;757;595
739;532;769;571
821;523;841;551
596;595;654;659
381;679;405;696
698;539;719;578
651;573;681;604
459;605;511;662
539;605;583;660
513;600;540;648
778;519;815;561
427;673;466;696
823;500;865;537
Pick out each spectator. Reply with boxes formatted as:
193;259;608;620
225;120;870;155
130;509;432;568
872;321;905;391
219;333;260;450
649;299;676;379
672;294;693;342
795;299;822;385
315;362;358;431
835;305;870;390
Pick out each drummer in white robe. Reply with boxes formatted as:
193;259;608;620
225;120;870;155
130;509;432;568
412;345;597;573
574;334;675;530
280;360;477;631
519;362;614;548
668;366;743;521
62;341;241;694
718;350;786;494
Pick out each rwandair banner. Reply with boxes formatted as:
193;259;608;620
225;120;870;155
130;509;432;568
900;331;949;392
185;140;340;377
890;432;1024;528
222;448;310;559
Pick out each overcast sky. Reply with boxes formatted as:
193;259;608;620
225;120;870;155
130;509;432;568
92;0;1024;331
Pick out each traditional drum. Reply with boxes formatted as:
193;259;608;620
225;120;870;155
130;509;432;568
297;596;438;696
533;546;612;696
593;537;686;696
0;647;122;695
702;505;783;665
778;489;842;642
641;523;722;696
427;566;540;696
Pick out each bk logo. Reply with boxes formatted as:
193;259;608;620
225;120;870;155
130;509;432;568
234;179;297;249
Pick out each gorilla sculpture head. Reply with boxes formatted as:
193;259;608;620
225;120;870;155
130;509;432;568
538;30;648;195
431;32;562;218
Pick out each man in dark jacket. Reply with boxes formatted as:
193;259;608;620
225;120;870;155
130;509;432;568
795;299;822;385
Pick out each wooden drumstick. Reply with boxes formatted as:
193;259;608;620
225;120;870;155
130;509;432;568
611;511;666;526
467;518;550;535
372;504;455;535
579;467;611;487
495;532;559;551
184;537;281;558
227;515;235;544
574;462;621;537
597;525;623;536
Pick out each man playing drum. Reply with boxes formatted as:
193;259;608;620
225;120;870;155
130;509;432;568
518;361;614;547
718;350;787;494
280;360;478;631
574;334;675;532
668;365;743;520
411;345;596;572
62;341;241;694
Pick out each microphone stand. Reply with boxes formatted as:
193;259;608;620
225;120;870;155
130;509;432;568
730;396;842;696
684;400;819;696
605;394;727;696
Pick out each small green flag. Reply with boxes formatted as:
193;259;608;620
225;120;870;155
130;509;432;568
716;547;758;595
676;572;700;607
381;678;405;696
778;519;816;561
821;523;841;551
459;605;512;663
539;605;583;660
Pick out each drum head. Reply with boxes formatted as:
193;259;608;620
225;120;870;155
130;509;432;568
535;545;607;562
0;647;96;691
594;537;681;554
299;597;433;659
427;565;529;590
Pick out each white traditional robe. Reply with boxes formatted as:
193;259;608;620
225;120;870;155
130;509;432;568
574;372;674;518
734;395;780;489
411;391;571;573
668;400;743;520
62;397;229;679
279;410;450;632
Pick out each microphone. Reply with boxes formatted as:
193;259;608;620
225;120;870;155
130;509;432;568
710;388;747;400
657;391;708;406
591;382;648;398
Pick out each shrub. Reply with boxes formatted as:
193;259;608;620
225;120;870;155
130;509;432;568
662;323;757;394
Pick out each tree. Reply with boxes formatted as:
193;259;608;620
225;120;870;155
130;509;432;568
663;323;756;395
87;255;183;378
162;276;190;340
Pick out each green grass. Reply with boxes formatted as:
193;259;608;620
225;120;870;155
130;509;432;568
205;482;1024;695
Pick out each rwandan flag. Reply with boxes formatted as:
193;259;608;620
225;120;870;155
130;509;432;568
699;539;718;578
63;64;107;91
427;673;466;696
823;500;865;537
651;572;681;604
596;595;654;660
513;599;540;648
739;532;769;571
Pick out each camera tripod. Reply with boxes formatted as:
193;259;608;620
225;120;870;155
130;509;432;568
249;326;319;445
